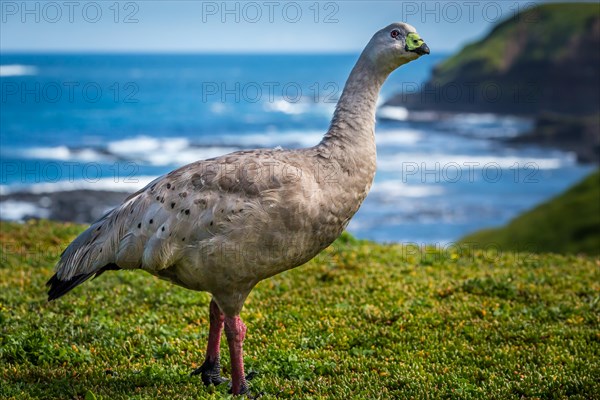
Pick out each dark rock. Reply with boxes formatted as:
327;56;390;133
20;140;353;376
0;190;128;223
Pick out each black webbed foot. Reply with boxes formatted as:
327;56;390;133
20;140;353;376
227;371;258;396
191;357;228;386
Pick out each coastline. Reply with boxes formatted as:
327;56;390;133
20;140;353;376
0;190;128;223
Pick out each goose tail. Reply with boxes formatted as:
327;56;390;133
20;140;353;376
47;210;122;301
47;263;120;301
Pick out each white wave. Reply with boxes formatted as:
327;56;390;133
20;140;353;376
370;180;444;200
218;130;325;149
0;200;49;220
263;98;336;117
216;128;417;148
378;153;574;172
405;110;441;122
376;129;422;146
22;146;71;160
442;113;534;138
210;103;228;114
12;132;326;167
449;113;529;125
75;148;107;161
146;147;240;166
0;64;38;77
0;176;158;195
377;106;409;121
107;136;181;154
264;99;308;115
107;136;239;166
450;113;503;124
19;146;108;162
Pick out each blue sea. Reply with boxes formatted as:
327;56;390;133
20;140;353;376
0;54;593;243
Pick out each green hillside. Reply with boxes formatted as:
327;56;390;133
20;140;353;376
434;3;599;87
462;170;600;255
1;221;599;399
389;2;600;117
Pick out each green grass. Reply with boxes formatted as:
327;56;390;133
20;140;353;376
1;220;599;399
462;170;600;256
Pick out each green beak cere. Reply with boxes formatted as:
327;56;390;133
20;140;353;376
406;33;424;51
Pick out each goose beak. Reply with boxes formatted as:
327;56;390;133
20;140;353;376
414;42;430;55
405;32;430;55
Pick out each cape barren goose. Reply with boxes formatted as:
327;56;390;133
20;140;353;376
47;22;429;395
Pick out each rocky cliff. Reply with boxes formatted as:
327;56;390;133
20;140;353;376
386;3;600;163
387;3;600;117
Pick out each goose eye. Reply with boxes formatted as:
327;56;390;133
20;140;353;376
390;29;400;39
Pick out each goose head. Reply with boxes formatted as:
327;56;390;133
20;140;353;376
364;22;430;72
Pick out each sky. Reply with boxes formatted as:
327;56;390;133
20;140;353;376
0;0;592;53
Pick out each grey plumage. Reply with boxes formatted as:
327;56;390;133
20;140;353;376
50;148;365;314
47;22;429;395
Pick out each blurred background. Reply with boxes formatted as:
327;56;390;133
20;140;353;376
1;1;598;251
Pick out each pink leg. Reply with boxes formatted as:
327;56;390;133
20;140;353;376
205;299;224;363
224;315;248;395
191;299;227;386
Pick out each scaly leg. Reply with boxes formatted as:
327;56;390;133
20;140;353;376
224;315;248;395
191;299;227;386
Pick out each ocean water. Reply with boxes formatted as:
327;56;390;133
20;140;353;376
0;54;593;243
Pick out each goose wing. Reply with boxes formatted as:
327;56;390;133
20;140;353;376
52;149;313;283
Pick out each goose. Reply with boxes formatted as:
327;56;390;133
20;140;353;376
47;22;430;396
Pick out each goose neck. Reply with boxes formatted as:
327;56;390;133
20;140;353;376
319;53;389;156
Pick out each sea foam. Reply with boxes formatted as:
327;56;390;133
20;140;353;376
0;65;38;77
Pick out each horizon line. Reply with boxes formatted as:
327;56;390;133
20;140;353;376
0;49;453;56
